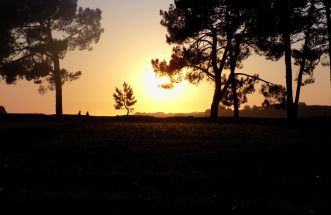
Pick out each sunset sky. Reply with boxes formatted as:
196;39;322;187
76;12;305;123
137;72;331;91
0;0;330;116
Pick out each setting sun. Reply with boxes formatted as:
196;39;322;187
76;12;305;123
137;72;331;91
131;64;205;114
143;67;186;102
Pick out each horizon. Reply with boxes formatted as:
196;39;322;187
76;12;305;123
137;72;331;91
3;103;330;116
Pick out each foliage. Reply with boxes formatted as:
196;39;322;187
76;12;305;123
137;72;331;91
113;82;137;116
0;1;24;78
319;0;331;81
260;84;287;109
251;0;327;118
37;69;82;95
221;74;258;107
152;0;263;119
0;0;104;116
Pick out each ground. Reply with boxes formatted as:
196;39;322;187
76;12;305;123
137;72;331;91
0;115;330;214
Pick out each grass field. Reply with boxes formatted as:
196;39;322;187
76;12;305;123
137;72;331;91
0;115;330;214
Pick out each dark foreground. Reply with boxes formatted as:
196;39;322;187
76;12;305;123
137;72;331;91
0;115;330;214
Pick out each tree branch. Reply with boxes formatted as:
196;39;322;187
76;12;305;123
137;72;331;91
234;72;278;86
64;25;89;42
187;64;215;79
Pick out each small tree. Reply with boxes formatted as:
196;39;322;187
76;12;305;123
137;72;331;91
113;82;137;116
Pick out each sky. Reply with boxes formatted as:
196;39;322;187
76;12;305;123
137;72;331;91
0;0;330;116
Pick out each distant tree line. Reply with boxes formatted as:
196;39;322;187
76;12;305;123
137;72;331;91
136;103;331;118
208;103;331;118
0;0;103;118
152;0;330;120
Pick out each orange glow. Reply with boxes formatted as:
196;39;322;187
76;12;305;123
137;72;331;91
142;67;186;102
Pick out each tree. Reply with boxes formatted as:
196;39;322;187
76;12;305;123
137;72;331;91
252;0;325;119
0;0;103;117
152;0;263;120
320;0;331;82
223;0;263;120
292;0;324;117
113;82;137;116
0;1;23;74
0;26;12;75
253;0;295;119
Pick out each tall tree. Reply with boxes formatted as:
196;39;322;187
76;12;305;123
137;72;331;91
152;0;228;119
292;0;324;117
253;0;312;120
113;82;137;116
321;0;331;82
224;0;259;120
0;1;23;74
253;0;326;118
0;0;103;117
0;28;12;73
152;0;261;120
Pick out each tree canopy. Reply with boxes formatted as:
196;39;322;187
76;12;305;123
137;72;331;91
113;82;137;116
153;0;329;120
0;0;104;117
252;0;327;118
152;0;274;119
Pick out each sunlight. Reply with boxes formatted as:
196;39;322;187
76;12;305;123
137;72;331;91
142;66;186;103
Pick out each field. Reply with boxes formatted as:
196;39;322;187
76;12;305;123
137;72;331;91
0;115;330;214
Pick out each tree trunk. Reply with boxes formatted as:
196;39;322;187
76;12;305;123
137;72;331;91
294;57;307;118
281;0;295;120
283;34;295;120
212;44;230;120
294;1;314;118
53;53;63;117
210;28;221;120
230;71;239;121
47;23;63;118
229;44;240;121
210;75;221;119
324;0;331;83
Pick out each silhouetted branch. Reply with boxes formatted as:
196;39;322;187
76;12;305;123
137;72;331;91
234;73;278;86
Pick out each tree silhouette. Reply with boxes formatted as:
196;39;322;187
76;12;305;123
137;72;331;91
252;0;299;119
292;0;324;117
253;0;325;119
0;28;12;75
0;0;103;117
152;0;232;120
113;82;137;116
223;1;263;120
0;1;23;77
320;0;331;82
152;0;277;120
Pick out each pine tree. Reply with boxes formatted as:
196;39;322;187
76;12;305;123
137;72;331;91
113;82;137;116
0;0;103;117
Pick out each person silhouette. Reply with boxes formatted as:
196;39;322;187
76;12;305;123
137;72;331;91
0;106;7;115
78;110;81;116
86;111;89;117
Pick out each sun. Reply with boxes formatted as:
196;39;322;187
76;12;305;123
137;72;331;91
141;66;186;103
